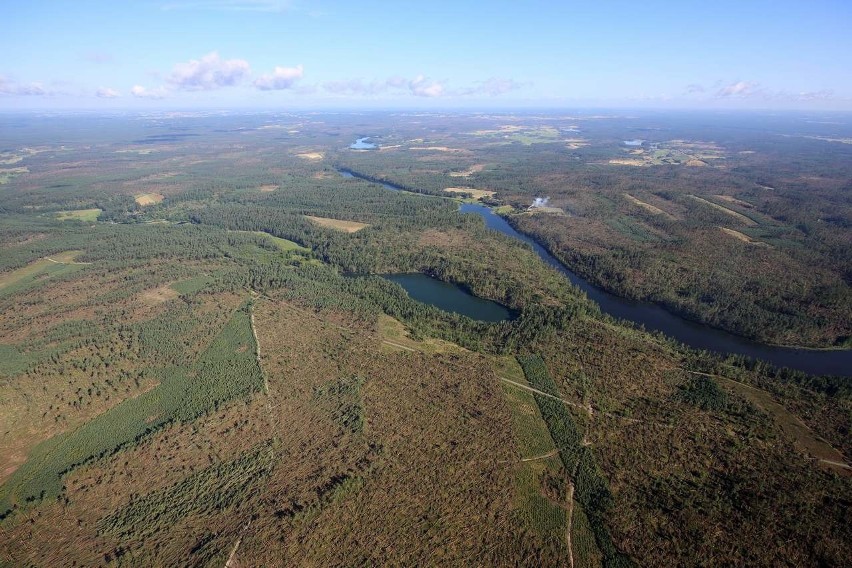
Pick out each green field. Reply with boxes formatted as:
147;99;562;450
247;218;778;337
55;208;102;222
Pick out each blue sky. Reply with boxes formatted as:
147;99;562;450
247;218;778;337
2;0;851;110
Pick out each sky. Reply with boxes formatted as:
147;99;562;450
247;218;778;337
2;0;852;111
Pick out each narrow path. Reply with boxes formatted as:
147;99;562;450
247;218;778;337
565;481;575;568
249;307;268;395
520;449;560;462
381;339;417;352
223;520;251;568
44;256;91;265
497;376;587;410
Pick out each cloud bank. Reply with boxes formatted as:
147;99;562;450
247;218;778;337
254;65;304;90
131;85;168;99
96;87;120;98
168;52;251;90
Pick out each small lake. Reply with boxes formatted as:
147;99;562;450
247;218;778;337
624;139;645;146
350;137;377;150
384;273;514;322
340;169;851;376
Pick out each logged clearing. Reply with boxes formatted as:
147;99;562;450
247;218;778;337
623;193;674;218
444;187;496;200
134;193;164;206
139;285;180;305
305;215;369;233
258;184;278;192
704;373;850;475
714;194;754;208
608;159;646;166
296;152;324;160
378;315;468;355
719;227;770;247
688;195;757;225
448;164;485;177
55;209;102;222
409;146;466;153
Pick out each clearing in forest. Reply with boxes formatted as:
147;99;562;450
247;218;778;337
296;152;324;160
258;184;278;192
688;195;757;225
718;227;770;247
305;215;369;233
55;209;101;222
623;193;675;218
713;194;754;208
448;164;485;177
444;187;496;200
0;252;87;294
134;193;164;206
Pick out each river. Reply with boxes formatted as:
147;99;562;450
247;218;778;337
339;167;851;376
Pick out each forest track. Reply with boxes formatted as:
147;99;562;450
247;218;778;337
520;449;559;462
381;339;417;352
44;256;91;265
566;481;575;568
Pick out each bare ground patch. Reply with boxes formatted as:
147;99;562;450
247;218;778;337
444;187;496;200
258;184;278;192
688;195;757;226
448;164;486;177
305;215;369;233
134;193;165;206
139;285;180;305
296;152;324;160
719;227;770;247
623;193;675;219
608;159;646;166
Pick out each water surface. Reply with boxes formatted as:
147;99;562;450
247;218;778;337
350;137;377;149
384;273;513;322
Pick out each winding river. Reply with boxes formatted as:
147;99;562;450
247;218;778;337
340;168;851;376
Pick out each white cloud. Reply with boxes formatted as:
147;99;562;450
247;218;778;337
254;64;304;90
408;75;443;97
167;52;251;90
0;77;49;96
716;80;760;98
95;87;120;98
131;85;168;99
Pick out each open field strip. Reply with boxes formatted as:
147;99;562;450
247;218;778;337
623;193;675;218
305;215;370;233
134;193;164;206
444;187;496;200
55;209;102;222
688;195;757;225
719;227;770;247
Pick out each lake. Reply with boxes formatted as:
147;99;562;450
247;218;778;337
350;137;377;149
340;169;851;376
384;273;514;322
624;139;645;146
